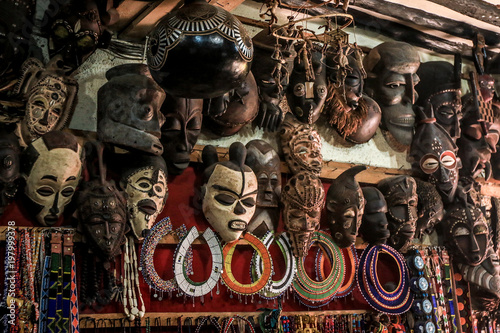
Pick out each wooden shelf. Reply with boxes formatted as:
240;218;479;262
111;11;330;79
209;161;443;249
191;144;500;197
78;310;370;328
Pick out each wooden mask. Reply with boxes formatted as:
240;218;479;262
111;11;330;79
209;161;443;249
359;186;390;245
97;64;166;156
414;179;443;238
377;175;418;252
201;142;258;243
282;172;325;257
326;166;366;248
21;131;84;226
364;41;420;146
0;128;20;215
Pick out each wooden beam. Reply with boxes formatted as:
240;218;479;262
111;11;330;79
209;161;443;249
110;0;152;33
427;0;500;27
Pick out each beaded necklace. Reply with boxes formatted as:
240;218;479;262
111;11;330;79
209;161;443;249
357;244;413;314
221;315;256;333
441;249;457;333
47;231;63;333
140;217;177;296
251;232;296;300
123;235;145;321
173;227;223;301
39;253;51;333
221;232;273;297
293;231;345;303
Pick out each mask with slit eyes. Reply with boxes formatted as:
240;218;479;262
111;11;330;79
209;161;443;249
409;108;461;204
444;202;490;266
282;172;325;257
415;59;462;141
78;142;128;259
160;92;203;175
201;142;258;243
0;129;20;215
414;179;444;237
280;115;322;176
363;41;420;147
14;57;78;145
377;175;418;252
97;64;166;156
119;154;168;239
287;46;327;124
21;131;83;226
326;165;366;248
359;187;390;245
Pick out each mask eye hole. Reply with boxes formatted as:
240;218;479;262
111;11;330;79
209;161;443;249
294;83;305;97
454;226;470;237
420;154;439;174
241;197;255;208
344;209;355;218
61;187;75;197
214;193;236;206
37;186;55;197
3;156;13;170
440;151;457;169
474;224;488;235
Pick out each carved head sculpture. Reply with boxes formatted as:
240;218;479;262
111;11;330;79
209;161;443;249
282;171;325;257
245;140;281;208
280;115;322;176
252;29;296;131
97;64;166;156
14;57;78;145
160;93;203;175
0;129;21;215
415;59;462;140
201;142;258;243
409;108;461;204
364;41;420;146
45;0;115;71
21;131;84;226
204;71;259;136
457;99;500;181
119;154;168;239
325;50;381;143
377;175;418;252
444;201;490;266
147;0;253;98
414;179;444;238
78;142;128;259
358;186;390;245
287;45;327;124
326;165;366;248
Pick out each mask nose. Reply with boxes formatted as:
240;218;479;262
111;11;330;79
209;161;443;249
438;165;450;183
49;193;60;215
233;201;246;215
403;74;416;104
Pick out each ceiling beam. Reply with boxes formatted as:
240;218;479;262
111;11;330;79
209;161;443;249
427;0;500;27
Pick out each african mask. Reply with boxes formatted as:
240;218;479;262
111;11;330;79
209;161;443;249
414;179;443;238
245;140;281;235
325;49;379;143
97;64;166;156
14;57;78;145
204;71;259;136
0;129;21;215
78;142;128;260
146;0;253;99
444;201;490;266
45;0;115;72
358;187;390;245
287;45;327;124
377;175;418;252
280;114;322;176
201;142;258;243
160;93;203;175
364;41;420;147
252;29;296;132
457;96;500;181
326;165;366;248
21;131;84;226
119;154;168;240
282;172;325;257
409;108;461;204
415;59;463;141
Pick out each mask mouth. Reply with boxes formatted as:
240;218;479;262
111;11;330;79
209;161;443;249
399;224;416;238
173;160;190;170
137;199;157;216
389;115;415;128
228;220;247;231
44;214;59;226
